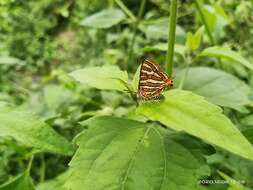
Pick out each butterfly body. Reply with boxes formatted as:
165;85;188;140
138;59;173;100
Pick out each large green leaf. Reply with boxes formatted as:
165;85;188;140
175;67;251;111
0;171;34;190
80;9;126;29
200;46;253;71
0;107;73;155
69;66;128;91
65;116;209;190
137;90;253;161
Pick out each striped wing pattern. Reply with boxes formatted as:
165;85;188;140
138;59;173;99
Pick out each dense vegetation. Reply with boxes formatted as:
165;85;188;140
0;0;253;189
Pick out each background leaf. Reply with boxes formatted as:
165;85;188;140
65;116;209;190
80;9;126;29
0;56;25;65
0;107;73;155
137;89;253;161
37;171;69;190
200;46;253;71
175;67;252;111
142;43;186;58
140;18;186;43
0;171;34;190
69;66;128;91
218;171;247;190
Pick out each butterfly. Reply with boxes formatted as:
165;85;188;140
137;59;173;100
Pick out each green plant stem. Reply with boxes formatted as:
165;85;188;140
39;154;46;183
125;0;146;70
194;0;223;67
178;51;191;89
114;0;136;21
27;155;34;173
112;77;139;106
166;0;178;76
178;66;189;89
194;0;215;45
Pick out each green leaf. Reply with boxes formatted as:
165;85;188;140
175;67;252;111
218;171;247;190
0;171;34;190
69;65;128;91
0;56;25;65
142;43;186;58
43;84;73;112
65;116;209;190
37;171;69;190
201;5;217;32
140;18;185;43
132;65;141;92
186;26;204;50
200;46;253;71
198;4;229;40
137;89;253;161
0;107;73;155
242;128;253;145
241;115;253;126
80;9;126;29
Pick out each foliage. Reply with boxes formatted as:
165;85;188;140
65;116;210;190
1;0;253;190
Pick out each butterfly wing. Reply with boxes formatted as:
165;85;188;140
138;59;169;99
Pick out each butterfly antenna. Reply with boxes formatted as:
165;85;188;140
109;77;139;106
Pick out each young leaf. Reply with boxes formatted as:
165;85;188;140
175;67;252;111
0;107;73;155
69;66;128;91
65;116;209;190
80;9;126;29
137;89;253;161
186;26;204;50
0;171;34;190
200;46;253;71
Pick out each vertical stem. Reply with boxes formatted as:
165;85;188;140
125;0;146;70
39;154;46;183
0;66;2;91
194;0;223;68
194;0;215;45
166;0;178;76
27;155;34;173
178;50;191;89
